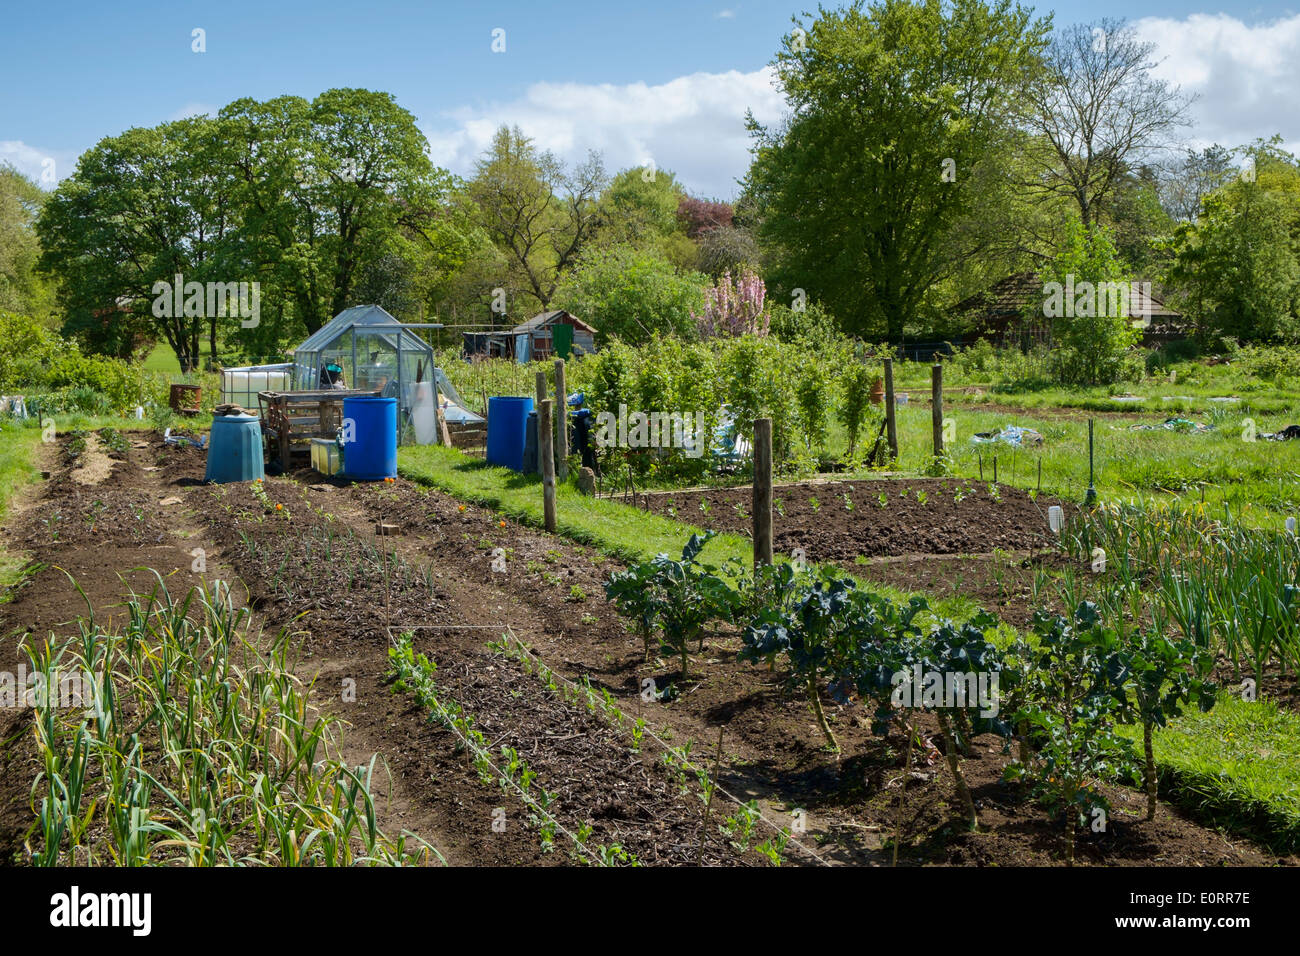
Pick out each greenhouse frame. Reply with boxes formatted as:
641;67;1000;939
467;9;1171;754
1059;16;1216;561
291;305;436;422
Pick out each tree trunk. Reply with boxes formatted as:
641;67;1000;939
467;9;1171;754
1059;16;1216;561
936;712;977;830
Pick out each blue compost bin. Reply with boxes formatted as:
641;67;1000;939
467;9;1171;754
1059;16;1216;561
486;396;533;472
205;413;264;484
342;396;398;480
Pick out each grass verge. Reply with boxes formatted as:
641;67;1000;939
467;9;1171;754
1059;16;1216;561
0;419;43;595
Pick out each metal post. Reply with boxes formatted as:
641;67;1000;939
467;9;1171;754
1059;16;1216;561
931;363;944;457
1086;418;1097;505
883;357;898;461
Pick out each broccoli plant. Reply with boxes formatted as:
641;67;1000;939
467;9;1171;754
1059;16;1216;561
648;533;736;679
605;533;734;675
856;609;1008;831
604;561;663;662
1115;619;1217;821
740;576;925;753
1005;603;1135;865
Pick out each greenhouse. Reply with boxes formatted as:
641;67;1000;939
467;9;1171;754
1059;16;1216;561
291;305;435;421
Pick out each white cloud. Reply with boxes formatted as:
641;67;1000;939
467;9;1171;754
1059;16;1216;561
0;140;77;188
717;8;738;19
422;68;785;199
1135;13;1300;156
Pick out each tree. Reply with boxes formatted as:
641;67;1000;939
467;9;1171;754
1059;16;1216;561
0;165;56;326
37;88;455;367
467;126;607;317
745;0;1050;342
1037;218;1140;385
1165;142;1300;343
553;244;707;345
1160;145;1236;223
1019;18;1193;229
37;118;228;367
597;166;685;247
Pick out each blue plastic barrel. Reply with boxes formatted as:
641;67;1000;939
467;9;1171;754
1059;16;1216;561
486;396;533;472
205;414;265;484
342;396;398;480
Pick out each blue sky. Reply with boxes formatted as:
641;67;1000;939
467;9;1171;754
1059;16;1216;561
2;1;1298;198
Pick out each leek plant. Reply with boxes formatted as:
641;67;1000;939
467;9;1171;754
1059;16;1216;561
24;573;437;866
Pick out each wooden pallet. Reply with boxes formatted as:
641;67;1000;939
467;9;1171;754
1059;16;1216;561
258;388;380;467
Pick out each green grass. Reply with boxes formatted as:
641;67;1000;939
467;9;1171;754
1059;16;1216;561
0;419;43;593
1117;694;1300;851
888;404;1300;525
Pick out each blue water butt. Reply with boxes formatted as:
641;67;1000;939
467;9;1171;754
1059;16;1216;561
486;396;533;472
342;396;398;480
205;414;264;484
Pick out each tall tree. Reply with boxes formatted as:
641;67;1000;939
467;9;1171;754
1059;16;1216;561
36;118;229;368
745;0;1051;342
1166;140;1300;343
1019;18;1193;228
0;165;57;326
467;125;607;318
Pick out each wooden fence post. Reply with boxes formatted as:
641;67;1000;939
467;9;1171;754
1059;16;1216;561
535;370;547;407
884;356;898;462
553;358;568;482
931;362;944;457
539;399;557;532
753;418;773;569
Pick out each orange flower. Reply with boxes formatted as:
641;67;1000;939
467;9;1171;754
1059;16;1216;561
458;505;466;513
499;519;506;528
275;503;283;511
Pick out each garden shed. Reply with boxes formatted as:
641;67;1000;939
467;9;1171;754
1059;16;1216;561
292;305;435;420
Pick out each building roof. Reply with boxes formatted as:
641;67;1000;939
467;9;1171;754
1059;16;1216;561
954;271;1182;325
510;310;597;335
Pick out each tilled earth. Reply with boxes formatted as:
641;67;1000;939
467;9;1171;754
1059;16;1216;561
0;431;1288;867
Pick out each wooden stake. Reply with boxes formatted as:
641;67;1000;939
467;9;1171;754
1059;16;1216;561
753;418;773;569
553;358;568;482
931;363;944;457
884;357;898;462
539;399;557;533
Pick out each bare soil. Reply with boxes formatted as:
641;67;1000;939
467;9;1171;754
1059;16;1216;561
0;433;1290;867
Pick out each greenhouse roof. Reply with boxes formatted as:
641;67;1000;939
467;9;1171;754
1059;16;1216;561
295;305;433;355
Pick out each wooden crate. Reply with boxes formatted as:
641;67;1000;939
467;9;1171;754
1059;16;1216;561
258;389;380;467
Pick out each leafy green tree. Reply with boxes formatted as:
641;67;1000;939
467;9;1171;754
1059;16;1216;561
1165;141;1300;343
467;125;607;317
554;244;707;345
744;0;1050;342
597;166;685;249
0;165;56;326
37;117;229;367
1037;218;1140;385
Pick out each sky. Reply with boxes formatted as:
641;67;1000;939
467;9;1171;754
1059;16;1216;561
1;0;1298;199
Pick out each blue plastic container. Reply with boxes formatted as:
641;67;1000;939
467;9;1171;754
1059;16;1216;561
342;396;398;480
205;414;264;484
486;396;533;472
